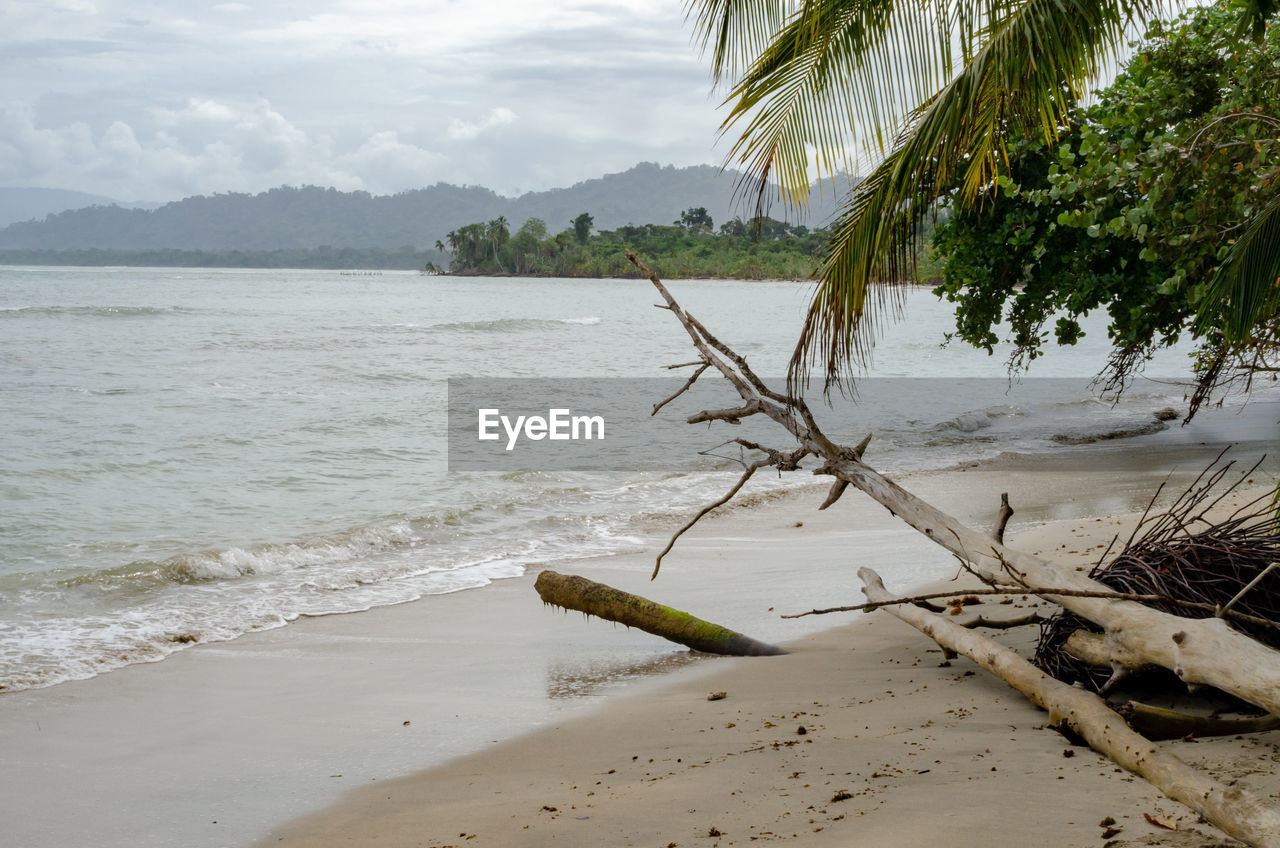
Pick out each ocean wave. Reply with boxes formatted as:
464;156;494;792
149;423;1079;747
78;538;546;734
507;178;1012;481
57;521;430;590
0;556;529;693
0;305;192;318
926;404;1027;437
430;316;601;332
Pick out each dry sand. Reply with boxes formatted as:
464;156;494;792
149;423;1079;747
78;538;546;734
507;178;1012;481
261;478;1280;848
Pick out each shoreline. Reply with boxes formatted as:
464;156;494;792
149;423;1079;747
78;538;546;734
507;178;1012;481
263;480;1280;848
0;409;1274;847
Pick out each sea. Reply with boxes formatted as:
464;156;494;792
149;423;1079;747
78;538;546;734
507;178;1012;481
0;265;1265;694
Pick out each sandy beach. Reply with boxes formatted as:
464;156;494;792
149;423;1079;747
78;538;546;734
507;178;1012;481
1;406;1276;848
259;481;1280;848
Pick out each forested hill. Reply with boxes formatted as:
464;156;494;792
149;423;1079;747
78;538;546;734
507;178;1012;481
0;163;848;252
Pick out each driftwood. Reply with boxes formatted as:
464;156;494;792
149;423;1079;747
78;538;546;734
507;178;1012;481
1120;701;1280;741
860;567;1280;848
535;570;786;656
1036;475;1280;692
624;249;1280;844
626;248;1280;718
1064;630;1151;670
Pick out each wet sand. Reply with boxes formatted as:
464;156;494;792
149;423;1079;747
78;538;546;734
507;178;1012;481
0;403;1275;848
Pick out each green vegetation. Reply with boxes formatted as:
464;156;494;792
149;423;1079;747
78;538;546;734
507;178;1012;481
689;0;1279;388
441;208;835;279
930;3;1280;396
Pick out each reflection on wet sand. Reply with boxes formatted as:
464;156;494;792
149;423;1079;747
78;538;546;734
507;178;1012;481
546;650;709;699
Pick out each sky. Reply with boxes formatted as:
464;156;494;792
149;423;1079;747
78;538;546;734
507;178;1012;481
0;0;727;202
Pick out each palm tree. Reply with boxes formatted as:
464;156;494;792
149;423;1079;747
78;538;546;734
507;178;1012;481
1199;195;1280;346
687;0;1277;385
486;217;510;273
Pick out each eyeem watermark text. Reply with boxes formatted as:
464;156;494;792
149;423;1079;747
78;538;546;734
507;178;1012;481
478;408;605;451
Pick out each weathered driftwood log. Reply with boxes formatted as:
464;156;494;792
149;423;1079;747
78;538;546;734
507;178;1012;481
1120;701;1280;741
859;567;1280;848
626;248;1280;718
1061;636;1280;737
535;570;786;656
1064;630;1146;669
1061;629;1153;693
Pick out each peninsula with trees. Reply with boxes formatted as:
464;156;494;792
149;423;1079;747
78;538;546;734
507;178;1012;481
434;208;915;280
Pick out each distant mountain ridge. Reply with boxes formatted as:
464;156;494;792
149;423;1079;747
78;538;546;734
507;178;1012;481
0;164;849;252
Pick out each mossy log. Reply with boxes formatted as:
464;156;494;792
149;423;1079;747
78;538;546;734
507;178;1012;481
535;570;786;656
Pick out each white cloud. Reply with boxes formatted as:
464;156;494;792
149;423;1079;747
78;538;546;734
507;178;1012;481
336;130;445;191
446;107;516;142
0;98;450;199
0;1;727;200
152;98;240;127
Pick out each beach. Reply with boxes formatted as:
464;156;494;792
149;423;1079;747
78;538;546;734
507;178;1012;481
2;268;1277;848
1;410;1276;848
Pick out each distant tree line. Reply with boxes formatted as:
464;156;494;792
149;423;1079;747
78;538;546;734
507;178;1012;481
441;208;843;279
441;208;947;281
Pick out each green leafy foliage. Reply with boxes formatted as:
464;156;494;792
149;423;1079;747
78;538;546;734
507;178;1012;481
443;211;832;279
931;2;1280;387
688;0;1277;387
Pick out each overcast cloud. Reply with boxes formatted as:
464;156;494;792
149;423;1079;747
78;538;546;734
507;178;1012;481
0;0;725;201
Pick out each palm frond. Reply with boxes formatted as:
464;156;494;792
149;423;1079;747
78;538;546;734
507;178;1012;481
1199;193;1280;343
686;0;799;83
790;0;1163;386
1236;0;1279;41
704;0;977;211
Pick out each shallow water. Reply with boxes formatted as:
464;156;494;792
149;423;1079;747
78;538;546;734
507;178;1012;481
0;265;1243;690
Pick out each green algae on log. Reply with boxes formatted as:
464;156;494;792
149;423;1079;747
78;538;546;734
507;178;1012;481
534;570;786;656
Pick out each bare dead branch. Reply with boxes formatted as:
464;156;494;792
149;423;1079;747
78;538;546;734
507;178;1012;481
818;480;849;510
730;440;809;471
653;362;710;416
688;398;764;425
1220;562;1280;619
685;311;794;407
632;252;1280;720
651;460;768;579
781;588;1098;618
993;492;1014;544
963;612;1047;630
783;587;1279;630
628;250;757;403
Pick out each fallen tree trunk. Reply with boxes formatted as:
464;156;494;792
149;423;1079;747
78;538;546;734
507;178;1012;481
535;570;786;656
626;248;1280;718
828;454;1280;713
1120;701;1280;741
859;567;1280;848
1063;630;1147;669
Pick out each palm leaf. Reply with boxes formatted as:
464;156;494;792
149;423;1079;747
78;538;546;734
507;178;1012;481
1199;193;1280;343
686;0;800;82
789;0;1163;385
720;0;961;207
